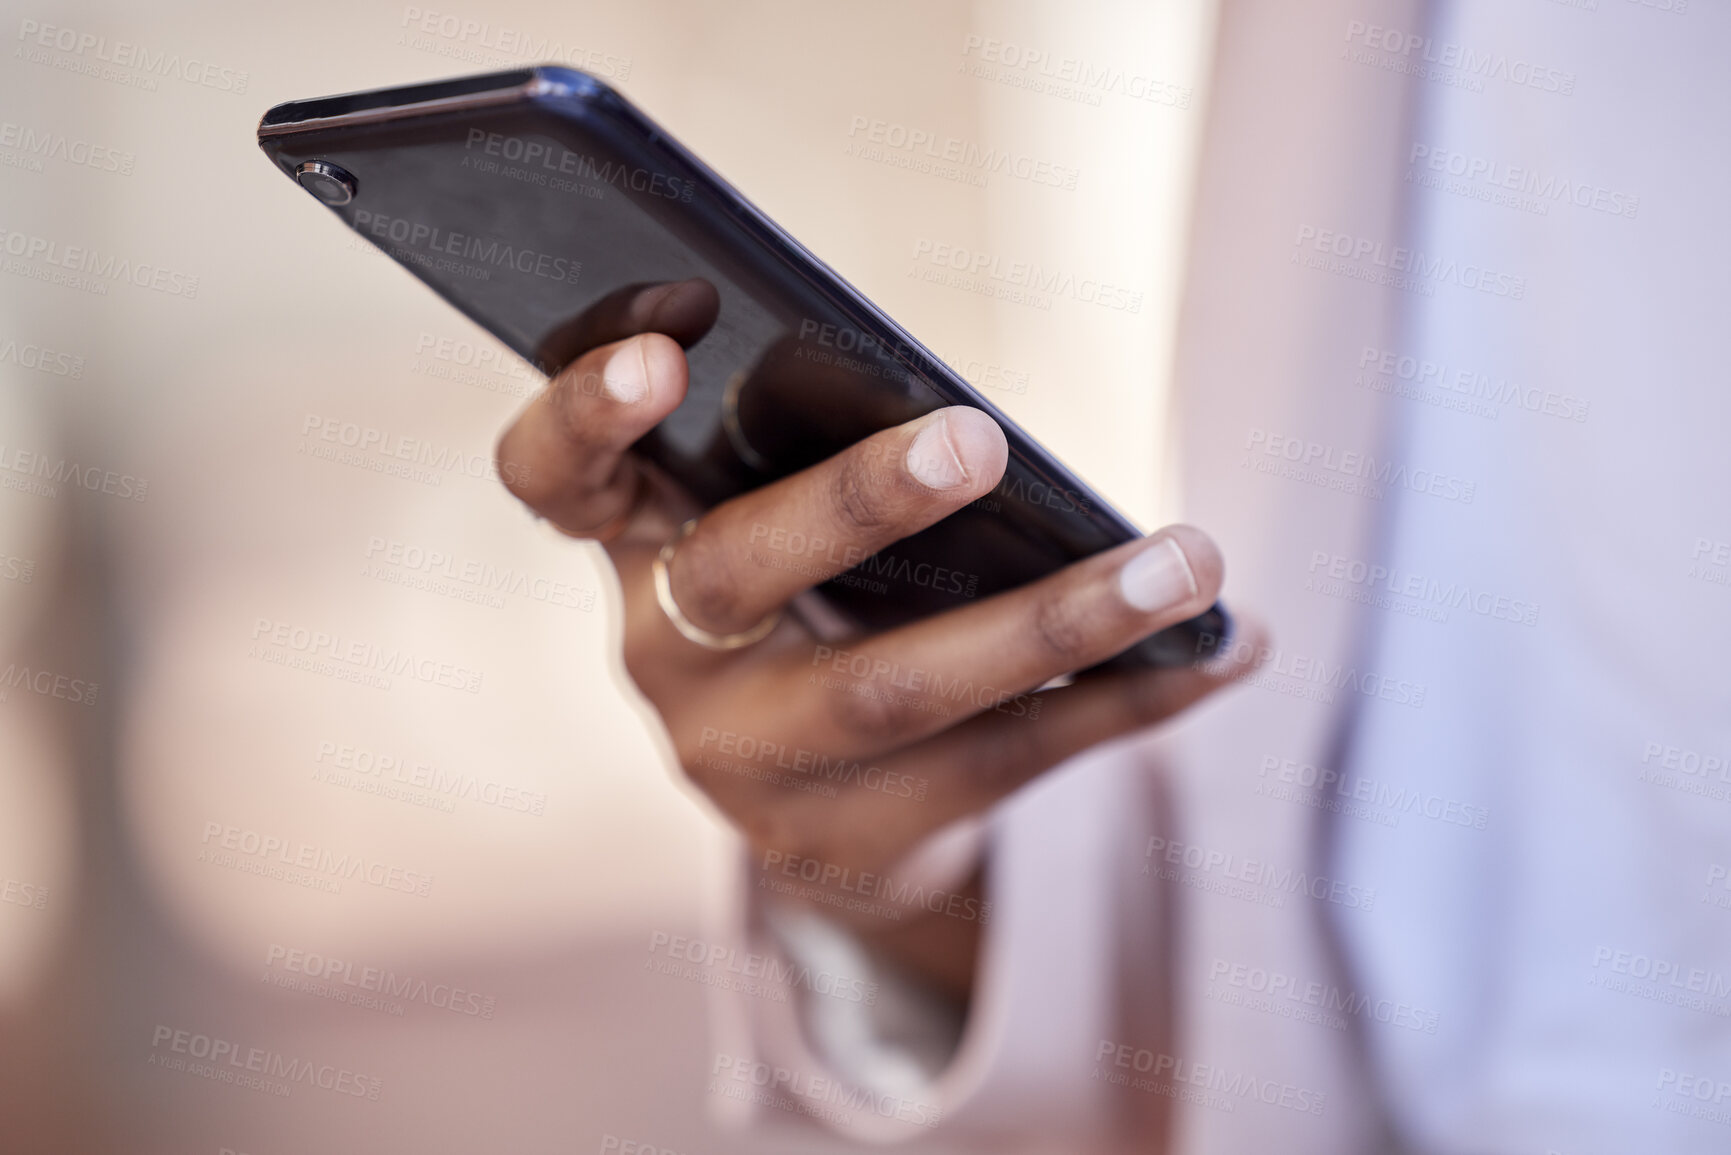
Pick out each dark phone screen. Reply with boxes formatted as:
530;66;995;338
259;71;1226;666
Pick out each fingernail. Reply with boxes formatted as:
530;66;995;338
1118;537;1198;613
602;338;649;404
906;411;968;490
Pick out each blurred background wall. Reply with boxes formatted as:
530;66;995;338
0;1;1218;1150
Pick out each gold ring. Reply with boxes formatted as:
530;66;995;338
652;518;782;650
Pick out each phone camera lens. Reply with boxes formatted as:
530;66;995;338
295;160;358;206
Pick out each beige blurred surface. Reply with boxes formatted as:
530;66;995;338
0;1;1217;1150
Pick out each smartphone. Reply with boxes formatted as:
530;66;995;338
257;66;1228;669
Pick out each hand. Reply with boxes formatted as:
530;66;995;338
496;282;1256;996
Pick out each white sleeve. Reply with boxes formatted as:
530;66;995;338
705;742;1157;1151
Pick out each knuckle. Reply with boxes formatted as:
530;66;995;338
1030;588;1093;667
829;455;898;535
823;676;921;748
